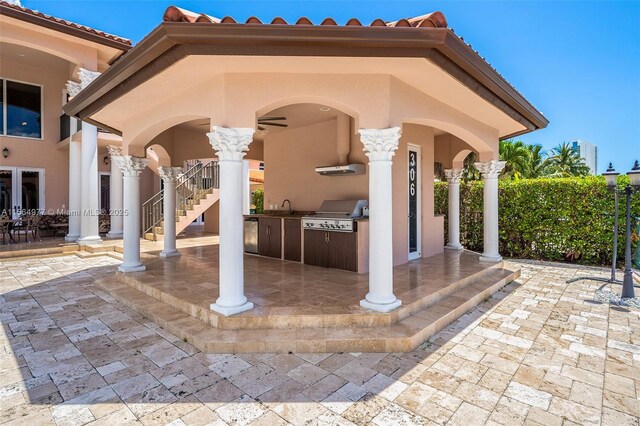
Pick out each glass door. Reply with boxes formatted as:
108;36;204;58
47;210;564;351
0;167;44;218
0;167;16;218
19;169;43;214
408;145;422;260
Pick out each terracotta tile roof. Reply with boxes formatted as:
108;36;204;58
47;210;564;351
0;0;131;47
162;5;447;28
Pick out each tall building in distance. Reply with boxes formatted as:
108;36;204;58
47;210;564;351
571;139;598;174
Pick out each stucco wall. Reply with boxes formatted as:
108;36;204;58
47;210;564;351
263;118;369;212
0;55;69;210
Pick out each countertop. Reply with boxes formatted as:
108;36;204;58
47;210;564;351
245;212;369;221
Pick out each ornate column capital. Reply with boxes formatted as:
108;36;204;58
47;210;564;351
158;166;183;183
475;160;506;179
359;127;401;162
106;145;122;158
444;168;464;184
78;68;101;89
207;126;254;161
66;69;101;98
113;155;149;177
66;81;82;97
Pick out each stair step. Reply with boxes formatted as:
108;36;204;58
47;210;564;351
97;267;519;353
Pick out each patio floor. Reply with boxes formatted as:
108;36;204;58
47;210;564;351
98;245;518;353
1;253;638;424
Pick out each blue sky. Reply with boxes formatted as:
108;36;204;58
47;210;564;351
18;0;640;174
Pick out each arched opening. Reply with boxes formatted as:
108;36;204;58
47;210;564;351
256;102;366;213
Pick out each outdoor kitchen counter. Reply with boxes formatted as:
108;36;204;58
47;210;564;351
244;213;369;274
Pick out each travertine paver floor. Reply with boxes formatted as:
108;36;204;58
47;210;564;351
1;254;639;425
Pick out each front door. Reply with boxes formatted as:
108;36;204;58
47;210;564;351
0;167;45;218
408;145;421;260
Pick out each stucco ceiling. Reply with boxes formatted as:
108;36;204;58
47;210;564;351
1;41;70;69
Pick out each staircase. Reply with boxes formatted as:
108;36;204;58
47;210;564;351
142;160;220;241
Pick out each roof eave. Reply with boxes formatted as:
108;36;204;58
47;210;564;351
64;23;548;137
0;3;132;52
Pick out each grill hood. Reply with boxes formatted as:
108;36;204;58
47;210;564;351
315;164;365;176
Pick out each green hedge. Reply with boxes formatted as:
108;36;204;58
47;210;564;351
434;176;640;266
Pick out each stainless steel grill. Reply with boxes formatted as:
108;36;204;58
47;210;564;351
302;199;367;232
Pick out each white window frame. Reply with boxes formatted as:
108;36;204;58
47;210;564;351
0;77;45;141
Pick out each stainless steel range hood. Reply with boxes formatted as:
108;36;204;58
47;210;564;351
315;164;365;176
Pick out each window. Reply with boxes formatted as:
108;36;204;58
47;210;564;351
1;79;42;139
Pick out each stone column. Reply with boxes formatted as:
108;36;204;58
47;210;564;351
77;122;101;244
242;160;251;215
359;127;402;313
65;137;82;241
106;145;124;238
71;69;102;244
113;155;149;273
158;166;183;258
475;160;506;262
444;168;464;251
207;126;255;316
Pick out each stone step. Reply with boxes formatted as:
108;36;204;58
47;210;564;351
97;267;518;353
114;260;507;331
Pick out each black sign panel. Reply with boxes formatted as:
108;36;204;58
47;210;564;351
409;149;418;253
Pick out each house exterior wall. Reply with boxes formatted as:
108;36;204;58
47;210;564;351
0;54;70;211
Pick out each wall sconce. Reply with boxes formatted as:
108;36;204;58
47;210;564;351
103;155;109;165
2;147;8;159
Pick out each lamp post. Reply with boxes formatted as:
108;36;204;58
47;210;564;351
604;161;640;299
568;160;640;299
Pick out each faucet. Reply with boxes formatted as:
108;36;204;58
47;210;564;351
281;199;293;215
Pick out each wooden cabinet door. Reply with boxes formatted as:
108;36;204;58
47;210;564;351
327;231;358;272
303;230;328;267
283;219;301;262
268;218;282;259
258;218;271;257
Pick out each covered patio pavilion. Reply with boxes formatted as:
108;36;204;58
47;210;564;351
63;6;547;352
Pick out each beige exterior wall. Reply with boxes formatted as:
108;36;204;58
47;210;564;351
263;118;368;212
0;54;70;210
1;15;126;213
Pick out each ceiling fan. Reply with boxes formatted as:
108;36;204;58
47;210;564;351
258;116;288;131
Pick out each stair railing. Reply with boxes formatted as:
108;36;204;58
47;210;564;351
142;160;219;239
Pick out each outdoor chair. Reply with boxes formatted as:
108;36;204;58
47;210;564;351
0;216;10;245
28;214;43;241
11;215;30;243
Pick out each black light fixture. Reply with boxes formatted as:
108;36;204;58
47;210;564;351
568;160;640;300
2;147;8;159
103;155;109;165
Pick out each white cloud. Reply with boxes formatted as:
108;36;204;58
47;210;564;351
6;0;22;5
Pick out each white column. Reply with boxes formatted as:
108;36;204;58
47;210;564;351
65;137;82;241
113;155;149;273
207;126;254;316
159;166;182;258
475;160;506;262
242;160;251;215
106;145;124;238
77;122;101;244
444;168;464;251
71;69;103;244
359;127;402;313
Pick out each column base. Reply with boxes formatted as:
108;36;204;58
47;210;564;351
65;234;80;242
159;250;180;259
360;298;402;313
445;243;463;251
77;235;102;244
210;301;254;316
479;254;502;263
118;263;146;273
105;231;123;239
